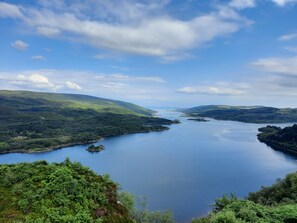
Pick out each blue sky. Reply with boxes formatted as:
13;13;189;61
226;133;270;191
0;0;297;108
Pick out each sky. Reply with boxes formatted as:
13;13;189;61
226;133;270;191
0;0;297;108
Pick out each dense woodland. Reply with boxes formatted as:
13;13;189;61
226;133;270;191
258;124;297;156
0;91;173;153
0;160;174;223
192;172;297;222
182;105;297;123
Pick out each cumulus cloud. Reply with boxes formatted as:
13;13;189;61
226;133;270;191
0;70;168;102
278;33;297;41
271;0;297;6
252;57;297;75
65;81;82;90
31;55;45;60
0;2;23;18
0;1;252;59
14;73;56;89
229;0;256;9
11;40;29;51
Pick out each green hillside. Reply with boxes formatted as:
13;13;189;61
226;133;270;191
0;90;154;116
192;171;297;223
182;105;297;123
0;90;173;153
0;160;133;223
258;124;297;156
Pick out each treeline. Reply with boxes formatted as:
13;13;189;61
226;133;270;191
183;105;297;123
257;124;297;156
0;95;173;153
192;172;297;222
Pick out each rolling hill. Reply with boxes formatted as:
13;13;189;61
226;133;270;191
0;90;173;153
182;105;297;123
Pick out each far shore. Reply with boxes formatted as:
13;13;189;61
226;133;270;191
0;126;170;155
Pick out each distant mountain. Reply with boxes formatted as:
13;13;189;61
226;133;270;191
0;90;173;153
181;105;297;123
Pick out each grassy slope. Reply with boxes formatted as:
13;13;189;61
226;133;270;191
0;160;133;223
0;90;172;153
0;90;154;116
182;105;297;123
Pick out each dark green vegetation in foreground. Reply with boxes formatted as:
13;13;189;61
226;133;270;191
0;90;174;153
86;144;105;153
192;172;297;223
0;160;174;223
182;105;297;123
0;159;132;223
258;124;297;156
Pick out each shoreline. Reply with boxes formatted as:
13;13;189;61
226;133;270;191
0;139;103;155
0;127;169;155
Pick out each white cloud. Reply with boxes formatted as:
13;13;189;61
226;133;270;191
278;33;297;41
252;57;297;75
31;55;45;60
0;2;23;18
1;2;251;58
11;40;29;51
95;73;166;83
178;82;248;95
0;70;168;103
36;26;60;36
271;0;297;6
65;81;81;90
14;73;56;89
229;0;256;9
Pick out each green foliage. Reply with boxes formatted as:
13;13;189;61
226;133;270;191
212;193;238;212
0;160;133;223
258;125;297;155
86;144;105;152
183;105;297;123
0;90;173;153
118;193;175;223
192;172;297;223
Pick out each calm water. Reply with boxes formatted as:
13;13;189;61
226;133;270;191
0;110;297;222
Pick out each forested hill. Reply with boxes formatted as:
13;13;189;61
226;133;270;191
0;90;173;153
182;105;297;123
0;90;154;116
258;124;297;156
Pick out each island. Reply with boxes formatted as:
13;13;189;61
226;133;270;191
187;118;208;122
257;124;297;156
86;144;105;152
181;105;297;123
0;90;175;154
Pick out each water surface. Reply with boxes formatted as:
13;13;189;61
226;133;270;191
0;110;296;222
